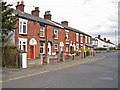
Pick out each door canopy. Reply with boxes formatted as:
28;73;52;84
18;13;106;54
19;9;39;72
29;38;37;45
60;42;64;47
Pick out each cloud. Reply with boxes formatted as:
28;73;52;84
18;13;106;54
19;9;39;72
5;0;118;45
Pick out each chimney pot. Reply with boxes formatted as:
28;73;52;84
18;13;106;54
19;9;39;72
16;1;25;12
17;1;20;5
61;21;68;26
104;38;106;41
35;7;39;11
21;0;24;5
98;35;101;39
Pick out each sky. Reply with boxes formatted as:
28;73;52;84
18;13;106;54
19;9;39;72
4;0;119;45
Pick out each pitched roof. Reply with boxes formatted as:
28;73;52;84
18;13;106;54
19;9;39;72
95;37;115;45
13;9;91;37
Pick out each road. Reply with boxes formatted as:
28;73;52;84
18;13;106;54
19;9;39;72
2;52;118;88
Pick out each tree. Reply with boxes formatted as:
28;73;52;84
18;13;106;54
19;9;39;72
0;2;18;42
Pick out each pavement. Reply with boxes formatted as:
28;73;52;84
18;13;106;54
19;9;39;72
1;52;119;88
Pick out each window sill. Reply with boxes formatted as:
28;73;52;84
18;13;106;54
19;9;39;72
54;38;58;40
19;33;27;35
66;39;69;41
40;37;45;39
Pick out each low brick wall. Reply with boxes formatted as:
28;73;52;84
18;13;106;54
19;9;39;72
49;55;58;64
27;58;43;67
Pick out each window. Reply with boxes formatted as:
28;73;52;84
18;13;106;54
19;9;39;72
76;33;79;42
66;44;69;52
89;37;91;44
19;18;27;34
85;36;87;43
54;28;58;39
76;44;79;51
40;26;45;37
54;44;58;52
80;34;83;43
19;38;27;52
66;31;69;40
40;43;45;54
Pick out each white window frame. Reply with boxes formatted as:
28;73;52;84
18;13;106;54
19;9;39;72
66;44;69;52
85;36;87;43
76;33;79;42
19;38;27;52
40;43;45;54
54;44;58;52
76;44;79;51
80;34;83;43
89;37;91;44
19;18;27;35
66;31;69;40
40;26;45;37
54;29;58;39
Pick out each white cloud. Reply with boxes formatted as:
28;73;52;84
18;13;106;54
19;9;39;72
4;0;118;45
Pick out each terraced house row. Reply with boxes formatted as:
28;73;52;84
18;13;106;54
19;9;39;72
9;1;93;59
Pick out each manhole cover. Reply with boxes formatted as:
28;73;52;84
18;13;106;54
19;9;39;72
100;77;114;80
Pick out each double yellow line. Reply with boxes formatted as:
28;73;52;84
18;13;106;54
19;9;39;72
0;56;106;83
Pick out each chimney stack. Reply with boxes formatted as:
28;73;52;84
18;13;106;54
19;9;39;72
104;38;106;41
98;35;101;39
61;21;68;26
44;11;52;20
108;40;110;42
31;7;40;17
16;0;25;12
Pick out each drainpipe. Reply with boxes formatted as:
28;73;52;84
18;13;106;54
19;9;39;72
45;25;47;55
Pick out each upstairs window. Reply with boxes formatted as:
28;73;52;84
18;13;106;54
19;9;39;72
19;18;27;35
54;28;58;40
89;37;91;44
76;33;79;42
85;36;87;43
80;34;83;43
66;31;69;40
40;26;45;37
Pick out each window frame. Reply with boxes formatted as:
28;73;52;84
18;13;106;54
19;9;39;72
80;34;83;43
76;33;79;42
40;43;45;54
66;44;69;52
54;44;58;52
40;26;45;37
19;18;27;35
19;38;27;52
54;28;58;40
85;36;87;43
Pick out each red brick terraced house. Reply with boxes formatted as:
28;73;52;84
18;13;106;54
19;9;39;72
9;1;93;59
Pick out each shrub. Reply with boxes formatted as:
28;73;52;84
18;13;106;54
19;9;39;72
2;45;19;68
86;51;90;56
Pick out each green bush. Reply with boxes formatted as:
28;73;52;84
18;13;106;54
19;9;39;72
86;51;90;56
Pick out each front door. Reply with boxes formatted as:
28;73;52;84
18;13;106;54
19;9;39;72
48;43;51;55
30;45;34;59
